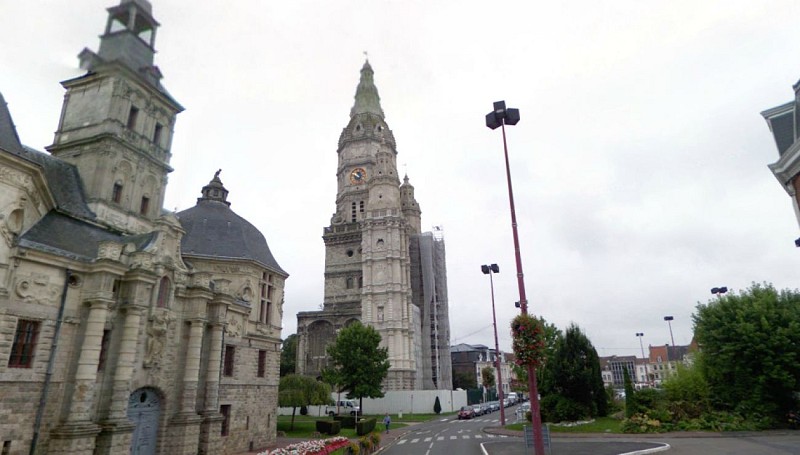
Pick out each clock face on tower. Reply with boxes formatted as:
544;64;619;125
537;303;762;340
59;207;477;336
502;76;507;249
349;167;367;184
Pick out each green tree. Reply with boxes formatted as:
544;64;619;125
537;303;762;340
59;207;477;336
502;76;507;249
540;323;608;420
280;333;298;377
452;370;477;390
433;396;442;414
278;374;331;430
623;366;635;418
693;283;800;423
326;322;390;412
481;366;496;389
481;366;496;401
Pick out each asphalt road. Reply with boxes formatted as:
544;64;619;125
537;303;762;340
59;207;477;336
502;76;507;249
381;407;800;455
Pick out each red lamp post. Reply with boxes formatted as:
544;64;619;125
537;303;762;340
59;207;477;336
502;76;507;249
481;263;505;426
485;101;544;454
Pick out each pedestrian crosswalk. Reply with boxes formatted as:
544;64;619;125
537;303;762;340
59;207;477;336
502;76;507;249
395;434;508;445
452;418;499;423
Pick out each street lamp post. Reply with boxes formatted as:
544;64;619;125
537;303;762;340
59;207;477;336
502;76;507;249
663;316;675;378
486;101;545;455
711;287;728;299
635;332;648;385
663;316;675;348
481;263;505;426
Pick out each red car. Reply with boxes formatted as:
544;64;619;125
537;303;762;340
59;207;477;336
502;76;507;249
458;406;475;420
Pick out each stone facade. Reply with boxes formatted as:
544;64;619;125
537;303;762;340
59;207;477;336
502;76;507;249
0;1;285;454
296;62;452;391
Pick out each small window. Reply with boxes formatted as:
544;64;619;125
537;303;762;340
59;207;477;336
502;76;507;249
8;320;40;368
258;350;266;378
98;329;111;371
153;122;163;145
224;345;235;377
140;196;150;216
220;404;231;436
346;277;354;289
156;277;170;308
127;106;139;130
112;183;123;203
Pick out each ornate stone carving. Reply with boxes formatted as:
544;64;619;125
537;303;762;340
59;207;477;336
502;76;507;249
236;280;254;303
144;311;174;368
129;252;154;270
14;274;58;304
225;317;241;338
97;241;123;260
0;167;34;191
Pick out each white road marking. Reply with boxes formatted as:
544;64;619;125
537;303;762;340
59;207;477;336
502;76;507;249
437;436;444;441
397;439;407;445
411;438;419;443
424;437;432;442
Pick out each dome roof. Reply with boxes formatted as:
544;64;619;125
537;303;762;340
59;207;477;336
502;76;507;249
177;171;286;275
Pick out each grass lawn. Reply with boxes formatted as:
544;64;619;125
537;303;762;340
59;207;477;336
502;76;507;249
278;415;412;438
505;417;623;434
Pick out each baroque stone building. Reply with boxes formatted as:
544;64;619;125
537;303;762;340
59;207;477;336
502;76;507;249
296;62;452;391
0;1;286;454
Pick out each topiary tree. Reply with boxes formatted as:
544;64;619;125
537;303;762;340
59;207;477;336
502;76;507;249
433;396;442;414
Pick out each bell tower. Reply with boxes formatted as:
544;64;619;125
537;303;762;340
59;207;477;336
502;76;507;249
47;0;184;234
319;61;420;389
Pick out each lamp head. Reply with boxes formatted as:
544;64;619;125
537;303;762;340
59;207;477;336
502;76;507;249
664;316;674;322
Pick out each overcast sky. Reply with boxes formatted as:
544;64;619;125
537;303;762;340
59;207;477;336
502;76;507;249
3;1;800;358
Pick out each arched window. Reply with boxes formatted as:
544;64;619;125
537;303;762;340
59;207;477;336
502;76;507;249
156;276;171;308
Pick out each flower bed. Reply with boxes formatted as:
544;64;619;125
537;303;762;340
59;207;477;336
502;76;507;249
260;436;350;455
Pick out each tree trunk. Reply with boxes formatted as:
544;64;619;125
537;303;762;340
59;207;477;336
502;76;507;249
291;406;296;431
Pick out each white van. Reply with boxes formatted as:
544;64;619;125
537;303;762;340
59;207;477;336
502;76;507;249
325;400;360;416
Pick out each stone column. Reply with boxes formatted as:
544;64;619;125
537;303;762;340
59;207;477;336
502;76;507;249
165;318;205;454
198;322;224;455
49;299;111;455
180;318;205;413
95;304;144;454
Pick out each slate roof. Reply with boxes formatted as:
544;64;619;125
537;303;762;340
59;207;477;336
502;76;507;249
176;174;286;275
19;211;154;262
1;91;95;221
0;92;24;154
19;146;96;220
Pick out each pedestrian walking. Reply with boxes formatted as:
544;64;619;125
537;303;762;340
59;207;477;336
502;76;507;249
383;413;391;434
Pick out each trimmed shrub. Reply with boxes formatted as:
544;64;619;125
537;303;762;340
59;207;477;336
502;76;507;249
356;417;376;436
434;396;442;414
300;405;308;416
369;431;381;447
359;436;374;453
315;419;341;435
334;415;357;429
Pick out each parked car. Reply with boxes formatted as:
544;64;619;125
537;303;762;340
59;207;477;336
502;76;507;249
458;406;475;420
480;403;492;414
472;404;483;416
490;401;500;412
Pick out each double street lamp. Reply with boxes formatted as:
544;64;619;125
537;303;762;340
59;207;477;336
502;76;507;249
711;287;728;298
635;332;648;385
481;263;505;426
485;101;545;454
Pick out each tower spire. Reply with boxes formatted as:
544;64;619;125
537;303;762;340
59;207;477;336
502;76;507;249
350;60;384;118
